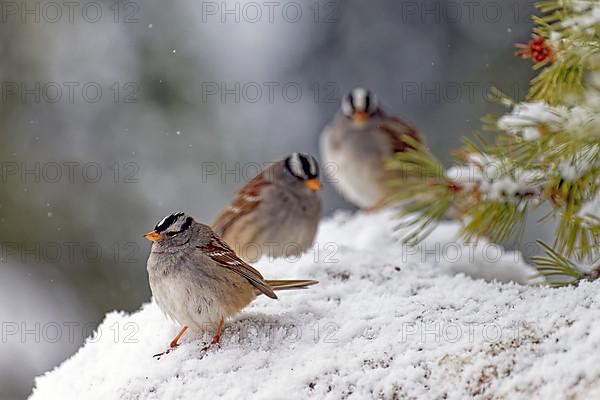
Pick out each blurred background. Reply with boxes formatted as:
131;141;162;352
0;0;536;398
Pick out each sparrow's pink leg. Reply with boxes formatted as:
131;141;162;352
201;318;224;351
153;325;188;359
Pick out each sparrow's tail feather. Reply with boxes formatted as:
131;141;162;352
264;279;318;291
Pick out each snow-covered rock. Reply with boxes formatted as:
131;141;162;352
30;211;600;399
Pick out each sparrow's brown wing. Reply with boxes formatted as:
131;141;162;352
378;116;423;154
211;172;271;237
198;233;278;299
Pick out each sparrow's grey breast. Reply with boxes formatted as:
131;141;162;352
147;218;256;329
320;112;393;208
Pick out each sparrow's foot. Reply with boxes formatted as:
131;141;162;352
201;318;224;352
153;325;189;359
152;346;175;359
200;342;218;352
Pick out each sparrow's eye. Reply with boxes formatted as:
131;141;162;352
165;231;178;237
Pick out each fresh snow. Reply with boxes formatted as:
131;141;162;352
497;101;600;143
447;154;545;202
564;3;600;29
497;101;566;139
30;210;600;399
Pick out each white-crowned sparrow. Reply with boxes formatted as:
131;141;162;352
145;212;317;357
320;88;423;210
212;153;322;262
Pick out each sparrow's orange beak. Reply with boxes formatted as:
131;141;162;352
352;111;369;123
144;230;162;241
304;178;322;191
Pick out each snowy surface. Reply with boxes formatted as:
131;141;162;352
30;211;600;399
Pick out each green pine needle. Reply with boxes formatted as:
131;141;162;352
385;0;600;287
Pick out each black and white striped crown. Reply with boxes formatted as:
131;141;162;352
284;152;319;180
341;87;380;116
154;212;193;234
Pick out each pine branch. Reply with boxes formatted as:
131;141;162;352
531;240;584;287
385;135;454;244
532;240;600;287
386;0;600;287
